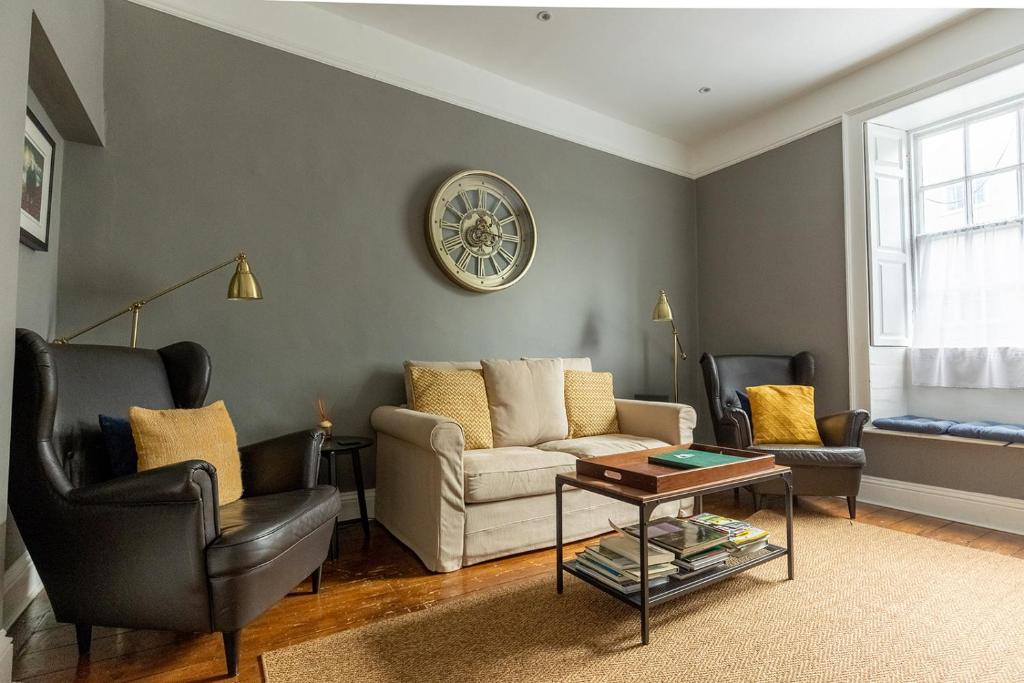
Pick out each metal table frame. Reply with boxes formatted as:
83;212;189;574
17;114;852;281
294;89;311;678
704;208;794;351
556;466;794;645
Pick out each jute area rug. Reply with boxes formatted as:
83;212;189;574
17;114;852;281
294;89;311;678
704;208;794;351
262;510;1024;682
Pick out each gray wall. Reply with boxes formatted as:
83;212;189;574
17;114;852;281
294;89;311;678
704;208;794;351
58;0;700;491
695;125;849;439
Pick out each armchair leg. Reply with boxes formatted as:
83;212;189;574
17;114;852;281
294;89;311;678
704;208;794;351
223;630;240;677
75;624;92;656
311;564;323;594
847;496;857;520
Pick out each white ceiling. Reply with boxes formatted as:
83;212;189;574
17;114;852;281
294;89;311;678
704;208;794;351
315;5;974;145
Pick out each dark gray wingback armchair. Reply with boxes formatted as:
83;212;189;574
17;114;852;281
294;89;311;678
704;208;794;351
700;351;869;518
10;329;342;676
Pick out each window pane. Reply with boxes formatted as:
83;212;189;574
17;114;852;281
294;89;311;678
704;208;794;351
971;169;1021;225
921;181;966;234
968;112;1019;174
919;127;965;185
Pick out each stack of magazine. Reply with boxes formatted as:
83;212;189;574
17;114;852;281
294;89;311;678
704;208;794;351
689;513;770;555
574;535;677;594
573;513;772;594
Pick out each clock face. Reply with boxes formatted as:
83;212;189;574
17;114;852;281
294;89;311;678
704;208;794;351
427;170;537;292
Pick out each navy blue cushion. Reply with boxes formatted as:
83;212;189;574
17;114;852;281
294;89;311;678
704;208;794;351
947;421;1024;444
98;414;138;477
871;415;957;435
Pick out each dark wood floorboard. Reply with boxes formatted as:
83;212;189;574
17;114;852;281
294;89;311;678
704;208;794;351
12;492;1022;682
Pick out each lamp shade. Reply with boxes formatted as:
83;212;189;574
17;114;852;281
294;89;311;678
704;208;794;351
227;256;263;300
652;289;673;321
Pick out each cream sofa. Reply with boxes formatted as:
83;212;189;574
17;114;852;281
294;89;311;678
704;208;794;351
370;357;698;572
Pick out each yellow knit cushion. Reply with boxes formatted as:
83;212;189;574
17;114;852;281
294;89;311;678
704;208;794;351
564;370;619;438
409;367;493;450
746;384;822;446
129;400;244;504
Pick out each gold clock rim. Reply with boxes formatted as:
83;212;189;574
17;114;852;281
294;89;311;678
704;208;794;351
425;169;538;294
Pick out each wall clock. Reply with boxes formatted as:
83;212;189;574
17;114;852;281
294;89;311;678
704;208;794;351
426;170;537;293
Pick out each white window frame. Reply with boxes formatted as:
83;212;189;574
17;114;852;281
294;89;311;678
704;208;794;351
909;98;1024;305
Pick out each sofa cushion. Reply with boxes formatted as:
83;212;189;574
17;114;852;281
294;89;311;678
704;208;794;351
207;487;340;577
482;358;568;447
749;444;866;468
409;367;492;449
463;447;577;503
403;360;482;409
537;433;669;458
523;357;593;372
564;370;619;437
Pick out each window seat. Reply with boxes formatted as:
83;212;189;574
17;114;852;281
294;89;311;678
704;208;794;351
870;416;1024;445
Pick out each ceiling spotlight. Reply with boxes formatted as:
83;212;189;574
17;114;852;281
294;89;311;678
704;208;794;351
698;86;712;94
537;10;551;21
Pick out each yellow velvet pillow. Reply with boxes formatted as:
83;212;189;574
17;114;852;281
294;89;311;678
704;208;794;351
564;370;619;438
129;400;244;504
746;385;822;446
409;367;493;450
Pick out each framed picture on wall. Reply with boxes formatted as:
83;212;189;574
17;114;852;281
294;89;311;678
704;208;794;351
20;108;55;251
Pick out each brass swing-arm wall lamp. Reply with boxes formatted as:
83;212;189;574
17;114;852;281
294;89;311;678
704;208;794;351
54;252;263;349
652;289;688;403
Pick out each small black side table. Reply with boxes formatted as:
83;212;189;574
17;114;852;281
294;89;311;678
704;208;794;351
320;435;373;560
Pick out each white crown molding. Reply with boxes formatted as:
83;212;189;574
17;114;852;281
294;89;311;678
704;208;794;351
126;0;695;177
859;475;1024;536
690;9;1024;177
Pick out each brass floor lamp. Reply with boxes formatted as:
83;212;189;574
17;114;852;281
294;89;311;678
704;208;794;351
652;289;687;403
55;252;263;348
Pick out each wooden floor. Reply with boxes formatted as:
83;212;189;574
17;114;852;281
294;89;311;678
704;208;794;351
12;492;1024;682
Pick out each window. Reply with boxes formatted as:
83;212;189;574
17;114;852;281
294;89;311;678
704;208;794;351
908;101;1024;387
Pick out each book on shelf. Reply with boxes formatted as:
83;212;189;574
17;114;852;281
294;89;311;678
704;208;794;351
689;512;770;550
675;546;730;571
573;561;672;594
599;532;675;566
614;517;730;558
578;546;678;583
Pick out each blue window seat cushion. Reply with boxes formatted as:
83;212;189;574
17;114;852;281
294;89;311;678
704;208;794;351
871;415;958;435
947;421;1024;444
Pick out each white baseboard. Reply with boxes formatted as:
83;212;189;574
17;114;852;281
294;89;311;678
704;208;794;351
3;552;43;632
337;488;375;522
859;475;1024;535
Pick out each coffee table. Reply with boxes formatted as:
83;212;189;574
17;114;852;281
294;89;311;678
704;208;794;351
555;450;794;645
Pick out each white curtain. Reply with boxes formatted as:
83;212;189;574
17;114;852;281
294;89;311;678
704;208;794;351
910;222;1024;388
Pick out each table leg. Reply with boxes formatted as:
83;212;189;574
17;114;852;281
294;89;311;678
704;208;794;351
556;481;564;594
640;502;650;645
327;454;339;561
784;472;795;580
349;449;370;538
693;494;703;515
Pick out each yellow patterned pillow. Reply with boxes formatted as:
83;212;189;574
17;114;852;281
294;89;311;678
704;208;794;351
409;367;493;450
564;370;619;438
129;400;244;504
746;385;822;446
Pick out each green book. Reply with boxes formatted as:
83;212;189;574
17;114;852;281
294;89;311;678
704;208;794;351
648;448;747;469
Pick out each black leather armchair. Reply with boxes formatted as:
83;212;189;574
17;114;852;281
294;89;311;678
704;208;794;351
700;351;869;518
10;329;342;676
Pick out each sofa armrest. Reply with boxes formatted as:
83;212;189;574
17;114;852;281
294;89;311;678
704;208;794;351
370;406;465;458
370;405;466;573
239;429;324;496
817;409;870;447
615;399;697;445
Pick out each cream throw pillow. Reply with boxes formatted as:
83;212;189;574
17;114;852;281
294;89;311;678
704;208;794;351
129;400;244;504
409;367;493;450
564;370;619;438
482;358;568;447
